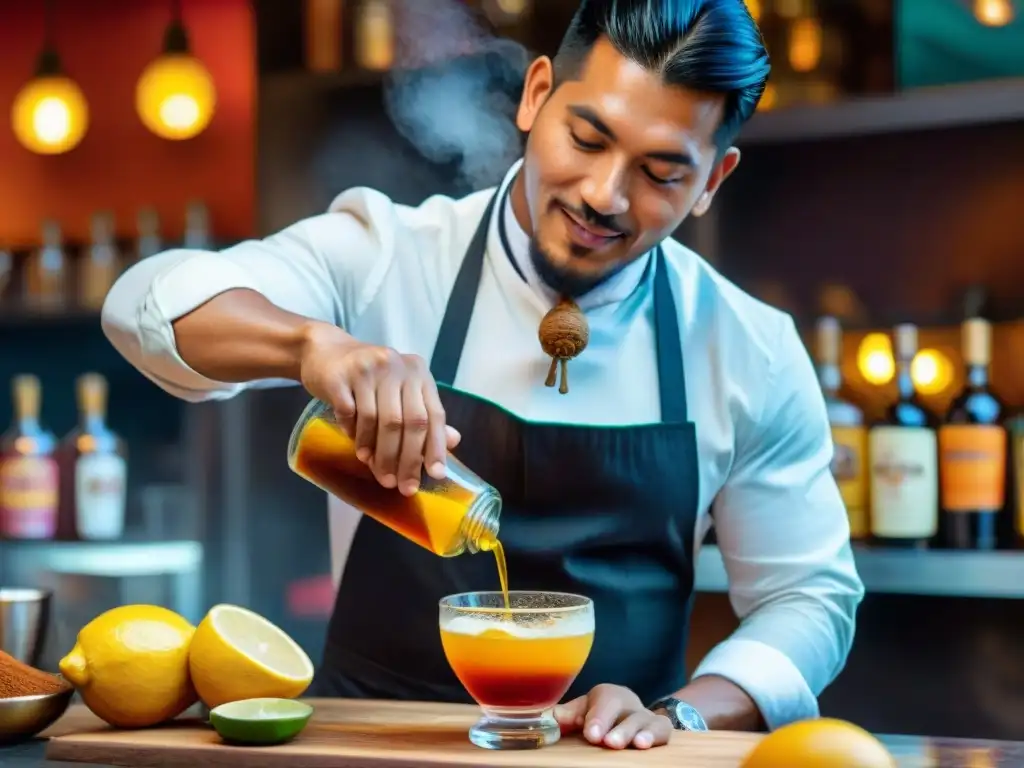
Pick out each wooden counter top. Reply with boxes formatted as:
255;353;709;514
23;700;1024;767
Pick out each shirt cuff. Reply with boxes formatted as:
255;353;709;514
690;637;819;730
137;252;263;396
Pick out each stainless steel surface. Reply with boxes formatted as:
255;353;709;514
696;545;1024;598
0;589;51;666
0;685;73;746
0;541;205;623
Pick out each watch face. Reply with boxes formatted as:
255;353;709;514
674;702;708;731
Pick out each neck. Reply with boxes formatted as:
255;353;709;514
509;171;533;236
82;412;104;430
896;359;914;398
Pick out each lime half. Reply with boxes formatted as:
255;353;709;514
209;698;314;746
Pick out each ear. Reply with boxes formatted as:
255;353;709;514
517;56;555;133
692;147;740;217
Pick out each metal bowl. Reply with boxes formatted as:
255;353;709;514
0;678;74;745
0;588;52;666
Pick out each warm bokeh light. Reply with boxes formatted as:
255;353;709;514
745;0;762;22
496;0;528;15
357;0;395;71
857;333;895;386
758;82;778;111
11;75;89;155
911;349;955;396
789;18;823;73
974;0;1015;26
136;54;216;140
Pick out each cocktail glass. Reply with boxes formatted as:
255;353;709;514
439;590;594;750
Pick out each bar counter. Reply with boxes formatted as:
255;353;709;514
4;729;1024;767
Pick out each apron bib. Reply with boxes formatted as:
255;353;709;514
314;188;700;706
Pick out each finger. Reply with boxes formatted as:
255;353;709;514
604;712;661;750
350;375;379;466
445;425;462;450
582;693;623;744
329;384;357;439
370;376;404;488
554;696;589;731
421;381;449;480
633;715;673;749
396;380;429;495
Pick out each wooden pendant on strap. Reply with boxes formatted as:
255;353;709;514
538;297;590;395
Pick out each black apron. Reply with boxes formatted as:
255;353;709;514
313;188;700;707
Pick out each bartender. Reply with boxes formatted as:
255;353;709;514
103;0;863;751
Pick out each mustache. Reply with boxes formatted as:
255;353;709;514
559;201;629;237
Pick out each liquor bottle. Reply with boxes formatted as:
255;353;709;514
24;219;68;311
1009;413;1024;546
79;211;120;311
356;0;395;71
0;375;59;539
816;317;868;539
135;207;163;263
939;318;1007;550
183;200;211;250
868;324;939;547
304;0;343;73
58;373;127;540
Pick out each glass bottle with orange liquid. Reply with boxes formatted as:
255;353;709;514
0;375;59;539
287;398;508;593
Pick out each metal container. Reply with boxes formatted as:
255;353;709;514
0;588;51;667
0;685;74;745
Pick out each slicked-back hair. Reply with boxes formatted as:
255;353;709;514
553;0;770;151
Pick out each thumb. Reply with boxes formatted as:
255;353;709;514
445;425;462;450
554;695;588;730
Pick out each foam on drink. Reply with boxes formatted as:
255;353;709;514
442;612;593;640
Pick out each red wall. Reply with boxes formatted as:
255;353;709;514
0;0;255;245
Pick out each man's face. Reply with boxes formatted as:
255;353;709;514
513;37;740;295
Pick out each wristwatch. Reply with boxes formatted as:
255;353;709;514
649;696;709;732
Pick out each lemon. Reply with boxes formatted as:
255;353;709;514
188;604;314;709
740;718;896;768
59;605;197;729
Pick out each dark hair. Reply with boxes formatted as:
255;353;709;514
553;0;770;150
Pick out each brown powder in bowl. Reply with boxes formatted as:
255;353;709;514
0;649;69;699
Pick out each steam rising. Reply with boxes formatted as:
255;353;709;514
383;0;530;192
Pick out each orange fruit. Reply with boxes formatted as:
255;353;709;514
740;718;896;768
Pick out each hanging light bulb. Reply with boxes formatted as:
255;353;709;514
974;0;1015;26
11;0;89;155
136;0;217;141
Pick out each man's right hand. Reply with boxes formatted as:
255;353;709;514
299;322;460;497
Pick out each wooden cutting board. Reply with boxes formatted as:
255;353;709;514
45;699;764;767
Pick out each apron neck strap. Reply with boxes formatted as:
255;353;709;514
429;189;689;424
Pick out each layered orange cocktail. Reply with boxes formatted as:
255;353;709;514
439;591;594;750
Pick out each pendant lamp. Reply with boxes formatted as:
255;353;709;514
11;0;89;155
136;0;217;140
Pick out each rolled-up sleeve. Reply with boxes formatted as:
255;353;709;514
101;191;394;403
692;316;865;730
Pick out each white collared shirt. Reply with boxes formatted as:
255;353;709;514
102;160;864;730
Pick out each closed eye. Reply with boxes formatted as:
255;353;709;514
642;167;681;186
570;131;603;152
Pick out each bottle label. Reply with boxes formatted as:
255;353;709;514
75;453;127;539
0;456;59;538
869;426;938;538
938;424;1007;512
831;425;868;538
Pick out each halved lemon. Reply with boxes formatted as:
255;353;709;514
209;698;314;746
188;604;314;709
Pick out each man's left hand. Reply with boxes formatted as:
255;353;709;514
554;684;673;749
